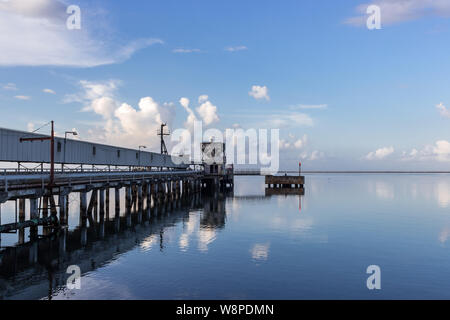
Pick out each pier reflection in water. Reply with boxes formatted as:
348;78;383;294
0;175;308;300
5;174;450;300
0;188;211;299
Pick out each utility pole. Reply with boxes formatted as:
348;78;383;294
157;123;170;155
20;121;55;185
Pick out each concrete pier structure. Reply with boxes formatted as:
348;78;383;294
265;175;305;189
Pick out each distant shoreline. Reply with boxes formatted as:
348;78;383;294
234;170;450;175
297;171;450;174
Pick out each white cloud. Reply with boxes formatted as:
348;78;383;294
172;48;201;53
43;88;56;94
292;104;328;110
2;83;17;90
70;80;175;149
433;140;450;162
197;100;220;126
287;113;314;126
71;82;221;151
294;137;306;149
366;146;395;160
280;134;308;150
279;134;324;162
198;95;209;104
249;85;270;101
179;97;190;110
410;148;419;157
179;97;198;130
279;140;291;149
91;96;119;119
14;95;31;100
346;0;450;26
270;113;314;127
0;0;162;67
179;95;219;127
65;79;120;105
309;150;325;161
300;150;325;161
225;45;248;52
437;102;450;118
402;140;450;162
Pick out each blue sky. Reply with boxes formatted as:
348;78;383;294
0;0;449;170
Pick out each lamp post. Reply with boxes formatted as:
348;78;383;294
64;131;78;172
139;145;147;168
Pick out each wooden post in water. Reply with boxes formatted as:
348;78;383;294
42;196;48;218
59;194;67;226
29;198;38;239
65;195;69;221
59;228;67;256
80;192;87;222
115;188;120;214
158;182;163;206
87;190;97;219
114;187;120;232
29;241;38;264
49;195;58;219
132;185;137;212
99;188;105;216
125;186;132;210
138;184;143;213
93;189;98;222
105;188;110;220
168;180;172;200
146;181;151;214
175;180;180;198
81;219;87;246
18;199;25;244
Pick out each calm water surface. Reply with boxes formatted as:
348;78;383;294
1;174;450;299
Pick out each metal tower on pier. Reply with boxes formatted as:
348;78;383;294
157;123;170;155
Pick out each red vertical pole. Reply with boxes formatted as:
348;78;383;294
299;161;301;176
50;120;55;185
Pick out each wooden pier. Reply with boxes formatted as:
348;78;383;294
0;127;219;239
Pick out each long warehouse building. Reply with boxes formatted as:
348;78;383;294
0;127;189;169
